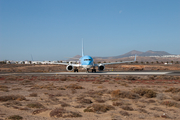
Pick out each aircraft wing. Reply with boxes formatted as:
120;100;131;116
52;63;69;65
53;63;81;67
94;55;136;66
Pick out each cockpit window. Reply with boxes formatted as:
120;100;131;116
84;59;91;61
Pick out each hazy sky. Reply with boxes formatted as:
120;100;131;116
0;0;180;61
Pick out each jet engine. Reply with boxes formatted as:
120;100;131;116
66;65;74;71
98;64;105;71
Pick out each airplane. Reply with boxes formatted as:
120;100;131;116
56;41;136;73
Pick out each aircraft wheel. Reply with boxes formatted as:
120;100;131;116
74;69;78;72
92;69;96;73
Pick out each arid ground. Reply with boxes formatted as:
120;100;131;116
0;65;180;120
0;74;180;120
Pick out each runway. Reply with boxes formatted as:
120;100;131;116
0;71;180;76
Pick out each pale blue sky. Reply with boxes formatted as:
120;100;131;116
0;0;180;61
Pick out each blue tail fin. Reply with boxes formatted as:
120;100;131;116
82;39;84;57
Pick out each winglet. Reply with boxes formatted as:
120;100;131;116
134;54;137;61
82;39;84;57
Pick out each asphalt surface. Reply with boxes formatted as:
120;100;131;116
0;71;180;76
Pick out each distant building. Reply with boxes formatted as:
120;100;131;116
6;61;16;64
164;63;172;65
24;61;30;64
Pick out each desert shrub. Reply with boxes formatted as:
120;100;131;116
126;76;137;80
111;89;120;98
65;84;84;89
111;89;139;99
132;88;156;98
59;101;70;107
0;95;26;102
95;98;105;103
148;99;156;103
50;108;82;118
84;104;115;113
8;115;23;120
161;101;180;108
20;80;34;85
3;101;22;107
172;94;180;101
32;83;56;90
71;88;77;94
119;111;130;116
57;87;66;90
32;108;48;115
138;108;147;113
27;102;45;108
87;89;109;97
113;101;123;106
92;81;102;84
48;93;62;97
150;107;164;112
156;93;166;100
79;98;93;104
74;105;85;108
154;114;160;118
165;88;180;93
121;105;134;111
0;85;9;92
29;93;37;97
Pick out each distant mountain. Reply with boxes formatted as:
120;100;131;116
112;50;173;58
140;50;171;56
70;50;173;60
113;50;143;58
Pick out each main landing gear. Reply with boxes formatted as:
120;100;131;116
74;67;78;72
92;67;96;73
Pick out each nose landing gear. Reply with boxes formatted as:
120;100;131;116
92;67;96;73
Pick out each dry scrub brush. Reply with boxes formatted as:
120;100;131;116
84;104;115;113
165;87;180;93
0;85;9;92
27;102;45;108
0;95;26;102
111;89;140;99
50;108;82;118
7;115;23;120
132;88;157;98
